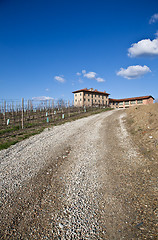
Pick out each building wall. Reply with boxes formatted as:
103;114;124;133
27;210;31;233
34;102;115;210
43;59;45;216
74;92;84;107
110;97;154;109
143;97;154;105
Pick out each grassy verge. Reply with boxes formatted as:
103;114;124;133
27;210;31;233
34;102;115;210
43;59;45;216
0;108;112;150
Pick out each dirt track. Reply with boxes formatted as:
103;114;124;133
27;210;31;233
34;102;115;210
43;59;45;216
0;109;157;239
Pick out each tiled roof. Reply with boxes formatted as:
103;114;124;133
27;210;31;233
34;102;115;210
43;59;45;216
72;88;110;95
109;95;154;102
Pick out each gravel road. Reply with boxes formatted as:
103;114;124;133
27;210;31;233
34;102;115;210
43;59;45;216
0;109;156;239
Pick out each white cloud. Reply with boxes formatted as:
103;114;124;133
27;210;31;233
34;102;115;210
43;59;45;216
149;13;158;24
76;72;81;76
54;76;65;83
96;77;105;82
78;78;83;83
84;71;97;79
45;88;49;92
128;38;158;57
32;96;53;101
117;65;151;79
78;69;105;83
155;30;158;37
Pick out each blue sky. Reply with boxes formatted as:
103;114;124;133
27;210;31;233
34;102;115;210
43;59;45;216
0;0;158;101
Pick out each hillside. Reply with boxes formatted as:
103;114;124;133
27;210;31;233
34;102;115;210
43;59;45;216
126;103;158;160
125;103;158;239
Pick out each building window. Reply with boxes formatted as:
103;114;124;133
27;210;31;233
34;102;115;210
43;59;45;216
88;99;90;102
84;98;86;101
88;93;89;96
125;101;129;105
131;100;136;104
119;102;123;105
95;94;96;97
80;99;82;101
75;99;77;102
98;100;100;103
75;94;77;96
102;96;104;99
91;95;93;98
95;100;96;102
80;93;81;96
137;100;143;104
102;100;104;104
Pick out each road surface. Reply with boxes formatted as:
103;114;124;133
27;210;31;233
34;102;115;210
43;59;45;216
0;109;154;239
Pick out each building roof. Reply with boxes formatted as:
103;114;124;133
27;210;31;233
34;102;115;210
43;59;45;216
109;95;155;102
72;88;110;95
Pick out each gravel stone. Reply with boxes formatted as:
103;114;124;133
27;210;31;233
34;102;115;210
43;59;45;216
1;109;157;239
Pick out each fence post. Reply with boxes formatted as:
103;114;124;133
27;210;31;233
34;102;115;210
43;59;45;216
45;100;47;111
52;99;54;109
12;101;14;115
30;100;33;111
68;100;70;117
52;99;54;120
4;101;6;124
22;98;24;129
27;100;29;119
16;102;18;114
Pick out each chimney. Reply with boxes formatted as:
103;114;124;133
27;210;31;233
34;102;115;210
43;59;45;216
89;88;94;91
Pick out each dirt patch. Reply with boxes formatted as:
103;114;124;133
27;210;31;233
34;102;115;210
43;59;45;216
124;104;158;239
126;103;158;160
97;110;157;239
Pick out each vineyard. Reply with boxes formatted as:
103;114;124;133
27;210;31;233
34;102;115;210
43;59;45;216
0;98;111;150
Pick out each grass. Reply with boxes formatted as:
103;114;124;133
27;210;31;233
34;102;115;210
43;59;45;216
0;107;113;151
0;126;20;135
0;140;19;150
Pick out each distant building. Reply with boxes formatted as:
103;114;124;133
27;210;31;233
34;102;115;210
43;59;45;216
109;95;155;108
72;88;155;108
72;88;110;107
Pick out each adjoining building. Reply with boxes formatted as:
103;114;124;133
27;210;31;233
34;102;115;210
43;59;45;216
72;88;110;107
109;96;155;108
72;88;154;108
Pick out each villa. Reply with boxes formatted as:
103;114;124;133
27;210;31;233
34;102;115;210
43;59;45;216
72;88;110;107
72;88;154;108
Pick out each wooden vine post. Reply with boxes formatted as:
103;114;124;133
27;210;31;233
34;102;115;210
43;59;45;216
22;98;24;129
3;101;6;124
68;100;70;117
